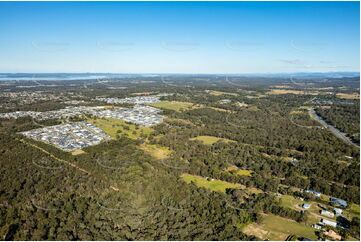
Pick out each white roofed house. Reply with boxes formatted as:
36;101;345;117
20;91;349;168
333;208;343;216
321;210;334;218
320;218;337;228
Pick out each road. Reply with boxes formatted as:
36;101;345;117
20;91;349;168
308;108;359;148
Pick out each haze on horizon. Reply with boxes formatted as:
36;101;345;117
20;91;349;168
0;1;359;74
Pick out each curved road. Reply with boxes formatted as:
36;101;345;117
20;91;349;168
309;108;359;148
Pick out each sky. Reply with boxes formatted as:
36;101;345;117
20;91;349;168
0;1;359;74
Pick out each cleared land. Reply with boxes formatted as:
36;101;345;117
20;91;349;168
88;117;153;140
139;143;172;160
150;101;202;112
226;166;253;177
344;203;360;219
190;135;236;145
279;195;302;210
181;173;243;193
207;107;233;113
242;214;317;240
71;149;86;156
206;90;238;96
267;89;319;95
336;92;360;99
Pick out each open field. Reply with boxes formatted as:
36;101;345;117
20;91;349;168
226;166;253;177
165;118;195;126
242;214;317;240
267;89;319;95
150;101;202;112
190;135;236;145
87;117;153;139
206;90;238;96
130;92;155;96
345;203;360;218
139;143;172;160
336;92;360;99
71;149;86;156
279;195;302;210
207;107;233;113
270;85;293;89
181;173;243;193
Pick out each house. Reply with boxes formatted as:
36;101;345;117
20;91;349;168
333;208;343;216
302;203;311;209
330;197;347;208
312;224;322;230
320;219;337;228
323;230;341;241
304;189;321;198
321;210;335;218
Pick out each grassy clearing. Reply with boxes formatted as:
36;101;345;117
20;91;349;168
130;92;155;96
139;143;172;160
190;135;236;145
87;117;153;140
279;195;302;210
271;85;293;89
243;214;317;240
267;89;319;95
181;173;243;193
236;102;249;107
226;165;253;177
207;107;233;113
345;203;360;218
71;149;86;156
206;90;238;96
336;93;360;99
150;101;202;112
165;118;195;126
290;110;304;115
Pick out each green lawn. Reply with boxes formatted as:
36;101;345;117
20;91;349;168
190;135;236;145
88;117;153;139
181;173;243;193
150;101;201;112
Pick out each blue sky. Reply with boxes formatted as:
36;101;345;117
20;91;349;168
0;1;359;73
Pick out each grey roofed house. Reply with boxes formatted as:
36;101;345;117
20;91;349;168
330;197;348;208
